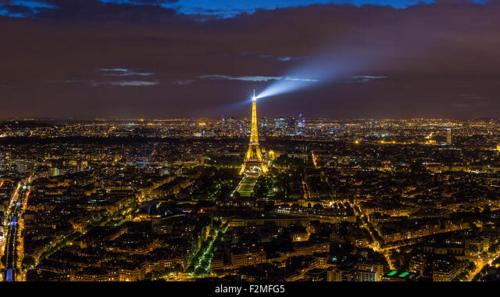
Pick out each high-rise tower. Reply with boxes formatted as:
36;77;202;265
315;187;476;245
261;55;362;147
240;90;268;175
446;128;452;145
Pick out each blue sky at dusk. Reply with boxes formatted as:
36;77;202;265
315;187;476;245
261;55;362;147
0;0;489;18
158;0;434;17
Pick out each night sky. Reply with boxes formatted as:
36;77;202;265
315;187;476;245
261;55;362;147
0;0;499;119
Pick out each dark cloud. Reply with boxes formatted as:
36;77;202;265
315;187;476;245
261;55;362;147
198;75;318;83
98;68;155;77
0;1;499;119
91;80;159;87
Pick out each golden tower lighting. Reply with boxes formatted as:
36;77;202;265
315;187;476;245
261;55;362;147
240;90;269;175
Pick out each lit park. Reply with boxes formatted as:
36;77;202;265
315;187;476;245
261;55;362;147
0;0;499;291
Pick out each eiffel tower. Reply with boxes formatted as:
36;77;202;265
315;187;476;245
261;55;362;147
240;90;268;175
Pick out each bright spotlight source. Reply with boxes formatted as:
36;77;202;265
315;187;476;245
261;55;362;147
252;89;257;101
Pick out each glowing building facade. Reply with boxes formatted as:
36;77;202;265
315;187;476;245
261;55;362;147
240;91;268;175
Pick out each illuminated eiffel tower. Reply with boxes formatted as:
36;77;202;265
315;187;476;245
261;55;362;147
240;90;268;175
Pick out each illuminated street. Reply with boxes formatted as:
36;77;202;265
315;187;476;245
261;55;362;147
2;178;32;282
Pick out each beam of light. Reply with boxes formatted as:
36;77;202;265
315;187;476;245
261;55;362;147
255;44;388;100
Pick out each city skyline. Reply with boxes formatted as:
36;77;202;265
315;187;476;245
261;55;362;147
1;116;498;283
1;0;500;119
